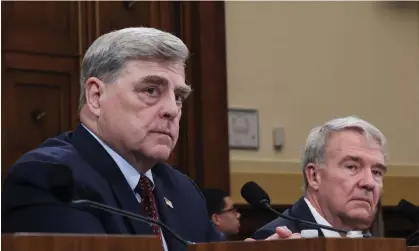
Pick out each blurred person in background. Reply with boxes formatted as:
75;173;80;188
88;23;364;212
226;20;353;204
202;188;241;240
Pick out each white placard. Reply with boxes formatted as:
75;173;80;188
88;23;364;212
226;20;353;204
228;109;259;149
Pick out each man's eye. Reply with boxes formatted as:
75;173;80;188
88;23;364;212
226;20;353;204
175;95;185;103
145;87;158;96
372;170;384;177
345;164;358;170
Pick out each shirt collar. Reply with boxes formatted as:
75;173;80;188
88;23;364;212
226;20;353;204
82;124;155;191
304;197;341;237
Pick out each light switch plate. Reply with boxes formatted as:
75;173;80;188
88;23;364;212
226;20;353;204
273;127;285;149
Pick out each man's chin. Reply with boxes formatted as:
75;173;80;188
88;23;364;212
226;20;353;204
146;145;172;162
345;209;374;229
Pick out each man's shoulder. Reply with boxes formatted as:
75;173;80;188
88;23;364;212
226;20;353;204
251;208;296;239
2;133;76;212
4;131;91;191
2;130;112;214
251;197;311;239
13;131;76;167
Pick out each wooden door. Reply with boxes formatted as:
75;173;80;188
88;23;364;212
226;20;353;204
2;1;80;56
80;1;176;50
2;53;79;174
1;2;81;177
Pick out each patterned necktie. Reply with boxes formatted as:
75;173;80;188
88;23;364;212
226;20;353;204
137;175;162;239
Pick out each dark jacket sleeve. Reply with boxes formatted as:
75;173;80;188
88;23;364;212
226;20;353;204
251;218;281;240
2;161;106;234
251;211;298;240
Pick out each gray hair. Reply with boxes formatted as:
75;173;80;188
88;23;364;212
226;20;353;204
302;116;388;190
79;27;190;110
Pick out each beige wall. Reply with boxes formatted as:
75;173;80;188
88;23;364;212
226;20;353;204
225;2;419;205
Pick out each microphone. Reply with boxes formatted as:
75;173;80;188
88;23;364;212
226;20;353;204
48;165;193;246
240;181;348;235
71;199;193;246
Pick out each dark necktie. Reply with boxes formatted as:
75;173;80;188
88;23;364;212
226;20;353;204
137;175;162;239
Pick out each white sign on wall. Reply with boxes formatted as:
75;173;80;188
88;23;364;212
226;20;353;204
228;108;259;149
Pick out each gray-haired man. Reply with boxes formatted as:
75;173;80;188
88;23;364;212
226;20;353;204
2;27;213;251
251;116;387;240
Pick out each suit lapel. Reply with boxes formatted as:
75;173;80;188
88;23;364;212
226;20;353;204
289;197;325;237
108;174;152;235
71;124;153;235
152;164;181;250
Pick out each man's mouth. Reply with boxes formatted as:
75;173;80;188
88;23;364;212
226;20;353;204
150;130;172;139
352;197;372;205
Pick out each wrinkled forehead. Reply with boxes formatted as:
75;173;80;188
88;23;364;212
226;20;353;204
325;130;385;162
129;59;184;75
117;60;189;89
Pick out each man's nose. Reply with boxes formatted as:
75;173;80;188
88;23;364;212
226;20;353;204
359;167;376;191
161;93;180;119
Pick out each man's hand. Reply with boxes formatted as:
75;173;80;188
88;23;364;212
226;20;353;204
245;226;301;241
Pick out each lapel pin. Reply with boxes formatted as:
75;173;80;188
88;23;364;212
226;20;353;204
164;197;174;209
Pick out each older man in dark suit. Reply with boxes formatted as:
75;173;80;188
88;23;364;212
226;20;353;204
1;27;217;251
251;116;387;240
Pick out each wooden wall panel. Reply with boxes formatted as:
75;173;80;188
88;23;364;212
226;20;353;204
175;1;230;192
95;1;152;36
1;53;79;177
1;2;79;56
1;1;82;178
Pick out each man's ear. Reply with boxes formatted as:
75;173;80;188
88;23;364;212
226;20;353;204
211;213;220;226
305;163;321;191
85;77;105;117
